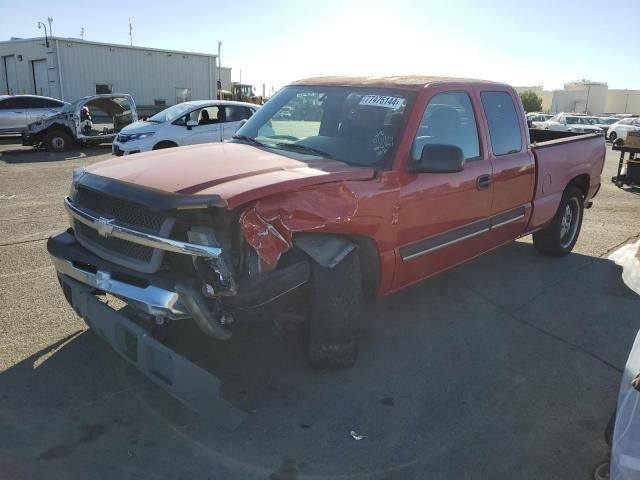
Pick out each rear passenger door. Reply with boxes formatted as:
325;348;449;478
479;90;535;245
393;88;494;290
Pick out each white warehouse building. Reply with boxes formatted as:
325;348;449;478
0;36;231;109
516;80;640;115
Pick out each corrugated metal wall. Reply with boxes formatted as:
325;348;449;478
0;38;231;106
0;39;62;98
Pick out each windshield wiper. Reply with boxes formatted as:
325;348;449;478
274;142;332;158
232;134;266;147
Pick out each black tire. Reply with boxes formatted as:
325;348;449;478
306;250;361;369
152;141;177;150
614;137;624;147
605;409;616;447
608;131;617;143
533;186;584;257
45;130;72;151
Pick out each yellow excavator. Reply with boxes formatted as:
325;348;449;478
218;83;263;105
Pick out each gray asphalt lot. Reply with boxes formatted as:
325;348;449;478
1;136;639;480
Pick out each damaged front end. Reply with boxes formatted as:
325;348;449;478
48;176;313;426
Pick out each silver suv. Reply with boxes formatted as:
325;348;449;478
0;95;69;133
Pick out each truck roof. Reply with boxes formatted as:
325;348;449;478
290;75;508;91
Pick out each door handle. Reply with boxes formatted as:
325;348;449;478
476;174;492;190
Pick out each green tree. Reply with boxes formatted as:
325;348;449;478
519;90;543;112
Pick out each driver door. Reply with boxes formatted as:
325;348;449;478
180;106;223;145
392;88;493;290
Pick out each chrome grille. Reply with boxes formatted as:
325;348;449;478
76;186;165;233
72;186;175;273
76;222;154;262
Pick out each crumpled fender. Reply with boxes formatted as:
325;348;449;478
239;184;360;269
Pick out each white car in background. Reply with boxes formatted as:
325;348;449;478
527;113;553;128
589;117;620;138
608;118;640;145
112;100;259;155
541;113;603;134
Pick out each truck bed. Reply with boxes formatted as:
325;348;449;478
527;129;606;230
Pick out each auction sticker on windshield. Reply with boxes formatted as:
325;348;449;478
359;95;404;109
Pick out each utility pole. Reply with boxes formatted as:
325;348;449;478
37;21;50;48
128;19;133;46
217;41;222;99
47;17;53;37
80;27;84;40
625;92;630;114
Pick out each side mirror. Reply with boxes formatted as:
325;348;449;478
411;144;465;173
186;119;198;130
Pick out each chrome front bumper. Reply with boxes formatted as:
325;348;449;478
64;196;223;259
48;231;247;428
51;255;186;317
59;275;247;429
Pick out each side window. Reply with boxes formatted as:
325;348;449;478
28;98;54;108
0;98;17;109
481;91;523;155
198;106;220;125
95;84;113;94
11;98;32;109
224;105;253;122
40;98;64;108
412;91;480;161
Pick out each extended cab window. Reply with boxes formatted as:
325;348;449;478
412;92;480;162
481;91;523;155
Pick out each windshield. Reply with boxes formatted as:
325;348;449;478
235;85;413;167
148;103;193;123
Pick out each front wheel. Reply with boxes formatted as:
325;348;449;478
45;130;72;151
306;250;361;369
533;186;584;257
608;131;617;143
152;141;177;150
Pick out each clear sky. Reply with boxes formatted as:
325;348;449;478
1;0;638;93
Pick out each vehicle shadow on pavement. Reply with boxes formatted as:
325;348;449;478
2;241;639;479
0;143;112;164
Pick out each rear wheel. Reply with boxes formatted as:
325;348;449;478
306;250;361;369
45;130;72;151
533;186;584;257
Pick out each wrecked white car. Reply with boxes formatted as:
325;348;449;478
22;94;137;151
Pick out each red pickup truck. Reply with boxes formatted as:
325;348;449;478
48;76;605;420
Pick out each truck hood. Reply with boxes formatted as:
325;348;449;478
85;142;376;208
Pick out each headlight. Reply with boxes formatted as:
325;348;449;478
129;132;155;141
69;167;85;200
